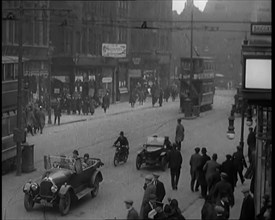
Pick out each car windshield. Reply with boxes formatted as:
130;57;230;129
44;155;75;171
146;136;165;146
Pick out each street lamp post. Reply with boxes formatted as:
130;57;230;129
15;0;24;176
47;43;53;124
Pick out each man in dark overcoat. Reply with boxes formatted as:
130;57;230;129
198;147;211;198
167;143;183;190
102;92;110;113
140;174;156;219
247;127;256;164
152;173;166;202
239;187;255;220
211;172;235;207
221;154;235;191
36;106;45;134
175;118;185;151
189;146;202;192
54;101;61;125
232;146;247;186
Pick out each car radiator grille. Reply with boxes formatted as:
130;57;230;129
40;180;53;197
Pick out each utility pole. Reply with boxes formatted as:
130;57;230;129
190;0;194;97
48;42;53;124
16;0;24;176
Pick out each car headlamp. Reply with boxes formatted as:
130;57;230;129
51;185;58;193
31;183;38;191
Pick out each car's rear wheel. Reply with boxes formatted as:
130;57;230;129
136;156;142;170
24;193;34;211
59;191;71;216
161;157;167;171
91;177;100;198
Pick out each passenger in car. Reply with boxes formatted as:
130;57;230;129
82;153;90;168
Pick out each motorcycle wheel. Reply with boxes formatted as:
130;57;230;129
123;153;128;163
114;156;119;167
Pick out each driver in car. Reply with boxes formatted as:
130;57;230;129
113;131;129;155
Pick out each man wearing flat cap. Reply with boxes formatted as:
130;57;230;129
239;187;255;220
189;147;202;192
140;175;156;219
211;172;234;208
124;199;139;219
153;173;166;202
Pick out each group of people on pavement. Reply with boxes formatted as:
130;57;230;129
184;126;259;220
23;103;46;137
125;173;186;220
59;95;100;116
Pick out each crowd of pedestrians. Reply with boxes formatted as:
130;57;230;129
186;140;257;220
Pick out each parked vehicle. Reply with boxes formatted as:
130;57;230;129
23;155;104;215
136;135;170;171
113;143;129;166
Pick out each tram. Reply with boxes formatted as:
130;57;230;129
179;56;215;112
2;56;28;173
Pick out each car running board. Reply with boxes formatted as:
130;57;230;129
76;187;94;200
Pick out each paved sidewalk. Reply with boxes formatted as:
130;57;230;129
45;97;163;127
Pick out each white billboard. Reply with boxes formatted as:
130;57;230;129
245;59;271;89
102;43;126;58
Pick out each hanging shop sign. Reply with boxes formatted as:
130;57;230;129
102;43;126;58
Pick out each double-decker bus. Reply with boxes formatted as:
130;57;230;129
2;56;28;173
179;56;215;112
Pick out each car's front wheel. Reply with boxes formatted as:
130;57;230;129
59;191;71;216
136;155;142;170
91;177;100;198
24;193;34;211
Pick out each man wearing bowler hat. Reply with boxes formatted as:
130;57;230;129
152;173;166;202
124;199;139;219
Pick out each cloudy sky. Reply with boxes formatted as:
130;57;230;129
173;0;208;13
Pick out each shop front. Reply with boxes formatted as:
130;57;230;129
241;36;271;215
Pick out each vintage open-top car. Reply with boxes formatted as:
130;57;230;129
23;155;104;215
136;135;170;171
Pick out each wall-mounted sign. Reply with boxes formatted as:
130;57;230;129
102;43;126;58
102;77;112;83
132;57;141;65
250;22;272;36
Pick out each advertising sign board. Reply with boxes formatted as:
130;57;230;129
102;43;126;58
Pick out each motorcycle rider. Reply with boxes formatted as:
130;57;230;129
113;131;129;155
